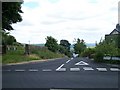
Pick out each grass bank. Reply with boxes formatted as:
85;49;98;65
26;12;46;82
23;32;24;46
2;46;65;64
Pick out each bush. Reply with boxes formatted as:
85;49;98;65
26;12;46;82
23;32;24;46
81;48;95;58
94;52;104;62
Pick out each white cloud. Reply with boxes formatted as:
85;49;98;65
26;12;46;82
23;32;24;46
11;0;119;44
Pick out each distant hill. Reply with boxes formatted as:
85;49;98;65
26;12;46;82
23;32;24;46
31;44;45;47
86;43;96;48
70;43;95;49
31;43;95;48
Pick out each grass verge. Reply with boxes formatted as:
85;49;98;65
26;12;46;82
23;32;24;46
2;47;65;64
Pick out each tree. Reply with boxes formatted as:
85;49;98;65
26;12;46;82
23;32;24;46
58;45;66;54
59;40;71;57
45;36;58;52
2;32;16;45
74;38;86;55
60;40;71;51
2;2;23;31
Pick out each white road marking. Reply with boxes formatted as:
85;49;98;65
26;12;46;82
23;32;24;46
56;64;64;71
75;61;89;65
15;69;25;72
96;68;107;71
71;58;73;60
56;68;66;71
42;69;52;72
110;68;120;71
70;68;80;71
66;60;71;63
28;69;38;72
83;67;94;71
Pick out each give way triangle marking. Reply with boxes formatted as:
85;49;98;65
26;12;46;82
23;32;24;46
75;61;89;65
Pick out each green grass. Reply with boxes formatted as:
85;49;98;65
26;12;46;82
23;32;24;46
2;46;65;64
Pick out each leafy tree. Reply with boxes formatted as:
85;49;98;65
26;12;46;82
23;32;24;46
74;38;86;55
2;2;23;31
58;45;66;54
59;40;71;57
45;36;58;52
1;2;23;54
2;32;16;45
60;40;71;51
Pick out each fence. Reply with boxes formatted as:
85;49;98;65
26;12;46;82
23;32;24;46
103;56;120;61
1;44;47;55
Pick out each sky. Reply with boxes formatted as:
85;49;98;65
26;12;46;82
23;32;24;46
11;0;119;44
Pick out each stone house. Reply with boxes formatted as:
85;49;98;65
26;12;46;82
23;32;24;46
105;24;120;48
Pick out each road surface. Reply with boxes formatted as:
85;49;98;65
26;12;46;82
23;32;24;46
2;57;120;89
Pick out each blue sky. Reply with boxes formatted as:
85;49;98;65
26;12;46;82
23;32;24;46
23;2;39;8
11;0;119;44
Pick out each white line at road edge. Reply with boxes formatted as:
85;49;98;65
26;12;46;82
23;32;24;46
42;69;52;72
70;68;80;71
29;69;38;72
66;60;71;63
96;68;107;71
83;67;94;71
56;68;66;71
110;68;120;71
15;69;25;72
56;64;64;71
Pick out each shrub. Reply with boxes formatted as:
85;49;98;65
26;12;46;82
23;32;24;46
81;48;95;58
94;52;104;62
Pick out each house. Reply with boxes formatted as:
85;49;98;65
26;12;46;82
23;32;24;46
105;24;120;48
109;24;120;35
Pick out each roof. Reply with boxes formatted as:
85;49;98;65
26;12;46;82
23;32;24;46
116;24;120;31
110;24;120;35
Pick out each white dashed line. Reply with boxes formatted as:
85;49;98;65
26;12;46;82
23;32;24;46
42;69;52;72
70;68;80;71
15;69;25;72
83;67;94;71
110;68;120;71
56;64;64;71
56;68;66;71
66;60;71;63
28;69;38;72
96;68;107;71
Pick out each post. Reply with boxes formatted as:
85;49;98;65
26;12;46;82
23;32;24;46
25;44;30;55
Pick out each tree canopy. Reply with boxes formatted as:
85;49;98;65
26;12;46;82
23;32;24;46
2;32;16;45
45;36;58;52
59;40;71;57
60;40;71;51
74;38;86;54
2;2;23;31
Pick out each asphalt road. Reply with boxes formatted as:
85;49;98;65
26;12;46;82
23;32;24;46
2;57;120;89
